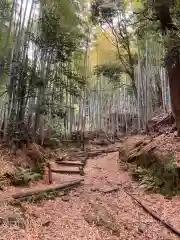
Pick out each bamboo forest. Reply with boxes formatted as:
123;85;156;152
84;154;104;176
1;0;180;239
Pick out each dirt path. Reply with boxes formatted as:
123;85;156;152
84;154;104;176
0;151;180;239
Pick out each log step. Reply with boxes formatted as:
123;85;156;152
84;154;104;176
68;152;88;157
51;168;84;176
12;179;84;199
55;161;84;166
66;157;88;162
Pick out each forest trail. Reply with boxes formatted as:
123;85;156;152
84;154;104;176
1;149;180;240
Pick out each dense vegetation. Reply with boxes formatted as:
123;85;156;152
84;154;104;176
0;0;89;149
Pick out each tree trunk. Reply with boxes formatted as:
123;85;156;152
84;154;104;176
154;2;180;134
155;73;163;108
167;53;180;135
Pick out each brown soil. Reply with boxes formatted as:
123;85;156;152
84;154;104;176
0;140;180;239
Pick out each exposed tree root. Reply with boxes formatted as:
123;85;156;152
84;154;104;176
124;190;180;237
147;112;174;134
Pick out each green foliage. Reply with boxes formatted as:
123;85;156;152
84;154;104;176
9;167;42;186
22;190;59;203
132;156;180;196
132;166;156;190
91;0;119;24
43;137;60;148
93;63;122;82
39;0;85;62
90;0;139;96
93;62;136;92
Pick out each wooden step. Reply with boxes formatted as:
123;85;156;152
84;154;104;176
12;179;84;199
55;160;84;166
68;152;88;157
51;168;84;176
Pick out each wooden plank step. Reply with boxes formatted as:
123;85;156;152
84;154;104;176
68;152;88;157
67;156;88;163
55;161;84;166
51;168;84;176
12;179;84;199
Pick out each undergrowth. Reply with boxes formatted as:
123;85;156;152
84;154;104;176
7;167;43;186
131;154;180;196
18;189;69;203
21;190;59;203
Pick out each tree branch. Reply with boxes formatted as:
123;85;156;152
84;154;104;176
104;20;131;74
0;90;7;98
